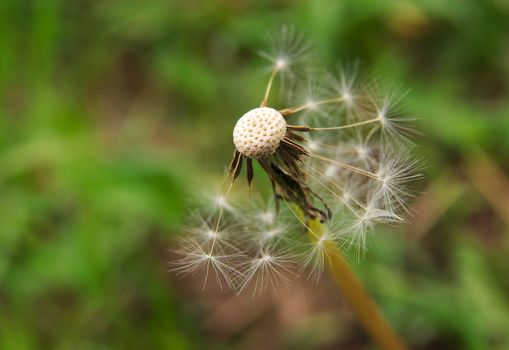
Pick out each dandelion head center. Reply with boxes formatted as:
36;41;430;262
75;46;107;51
206;229;218;239
233;107;286;159
318;235;328;244
215;195;227;208
275;57;288;70
356;146;368;158
325;164;337;177
261;254;272;262
305;100;317;109
265;228;281;238
342;92;352;103
259;211;275;224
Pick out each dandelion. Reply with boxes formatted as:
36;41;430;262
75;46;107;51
171;26;419;350
171;27;420;298
171;238;243;291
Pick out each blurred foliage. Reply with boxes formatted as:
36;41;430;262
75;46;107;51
1;0;509;349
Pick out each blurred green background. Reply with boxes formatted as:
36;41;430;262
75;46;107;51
1;0;509;349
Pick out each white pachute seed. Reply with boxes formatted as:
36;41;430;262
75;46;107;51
233;107;286;159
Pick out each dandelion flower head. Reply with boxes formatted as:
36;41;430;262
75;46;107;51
171;26;421;294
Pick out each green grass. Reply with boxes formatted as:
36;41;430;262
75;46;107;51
1;0;509;349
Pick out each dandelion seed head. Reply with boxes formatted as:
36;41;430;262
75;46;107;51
233;107;286;159
172;28;421;294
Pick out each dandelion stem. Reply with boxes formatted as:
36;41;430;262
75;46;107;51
209;180;235;255
260;67;280;107
286;118;381;133
279;195;322;241
309;153;381;180
299;165;362;219
280;97;345;116
300;160;367;211
306;219;408;350
309;117;381;131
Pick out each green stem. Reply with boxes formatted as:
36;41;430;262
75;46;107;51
307;219;408;350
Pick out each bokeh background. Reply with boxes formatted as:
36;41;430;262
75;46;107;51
1;0;509;349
